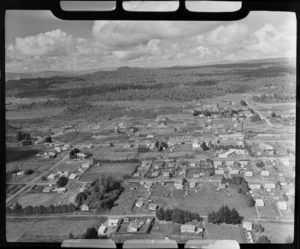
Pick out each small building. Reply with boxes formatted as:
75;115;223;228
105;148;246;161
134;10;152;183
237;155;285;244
127;222;139;232
255;199;265;206
242;221;253;231
107;218;119;227
16;171;25;176
82;162;91;168
214;161;223;167
190;181;197;188
57;187;67;193
264;183;276;189
215;170;224;175
277;201;288;210
219;149;236;158
68;173;77;180
43;186;52;193
249;184;261;190
81;204;89;211
135;200;143;208
148;203;157;211
174;182;183;189
226;161;235;166
245;171;253;177
181;224;196;234
98;225;107;235
47;173;56;180
261;171;270;176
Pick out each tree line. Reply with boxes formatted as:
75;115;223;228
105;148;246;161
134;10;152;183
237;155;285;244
207;205;243;225
6;202;76;215
156;207;203;224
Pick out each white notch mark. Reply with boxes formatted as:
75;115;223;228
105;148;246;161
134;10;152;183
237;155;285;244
186;1;242;12
60;1;116;11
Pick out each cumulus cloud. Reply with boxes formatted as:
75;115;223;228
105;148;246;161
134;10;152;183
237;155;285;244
6;29;81;60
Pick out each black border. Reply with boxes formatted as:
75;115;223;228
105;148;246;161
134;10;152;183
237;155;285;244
0;1;299;249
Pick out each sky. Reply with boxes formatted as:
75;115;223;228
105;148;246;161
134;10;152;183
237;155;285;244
5;1;296;73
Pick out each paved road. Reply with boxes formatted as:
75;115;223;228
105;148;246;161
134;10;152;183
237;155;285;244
6;155;69;206
242;97;274;127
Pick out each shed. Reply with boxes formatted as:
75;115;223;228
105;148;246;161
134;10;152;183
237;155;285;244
81;204;89;211
98;225;107;235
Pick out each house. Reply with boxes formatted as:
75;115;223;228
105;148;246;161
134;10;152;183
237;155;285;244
249;184;261;190
54;147;62;153
255;199;264;206
16;171;25;176
47;173;56;180
264;183;276;189
190;181;197;188
81;204;89;211
163;172;170;178
82;162;91;168
135;200;143;208
43;186;52;193
239;159;249;166
57;187;67;193
245;171;253;177
181;224;196;233
229;169;239;174
215;170;224;175
174;182;183;189
226;161;235;166
213;161;222;167
68;173;77;180
148;203;157;211
261;171;270;176
98;225;107;235
281;159;290;166
127;222;139;232
242;221;253;231
77;152;88;159
219;149;236;158
146;134;154;138
107;218;119;227
193;174;200;179
277;201;288;210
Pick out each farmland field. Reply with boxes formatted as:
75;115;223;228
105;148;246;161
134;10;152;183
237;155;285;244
15;182;82;207
6;216;106;242
79;163;139;181
259;221;294;243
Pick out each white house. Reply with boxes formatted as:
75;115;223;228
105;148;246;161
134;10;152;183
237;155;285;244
148;203;157;211
249;184;261;190
82;162;91;168
181;224;196;233
264;183;276;189
68;173;77;180
135;200;143;208
261;171;270;176
98;225;107;235
242;221;253;231
255;199;265;206
215;170;224;175
16;171;25;176
127;222;139;232
277;201;288;210
214;161;223;167
47;173;56;180
174;182;183;189
81;204;89;211
245;171;253;177
219;149;236;158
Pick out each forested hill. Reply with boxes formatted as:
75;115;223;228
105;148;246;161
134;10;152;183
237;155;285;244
5;57;296;102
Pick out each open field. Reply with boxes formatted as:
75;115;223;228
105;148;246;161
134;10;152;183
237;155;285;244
204;222;244;243
6;108;63;120
259;221;294;243
15;182;82;207
6;216;106;242
79;163;139;182
151;183;257;218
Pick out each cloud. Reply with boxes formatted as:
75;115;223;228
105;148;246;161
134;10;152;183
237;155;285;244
6;29;82;60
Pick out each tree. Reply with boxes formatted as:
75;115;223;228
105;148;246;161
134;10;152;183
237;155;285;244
44;136;52;143
282;193;289;201
41;176;47;181
156;207;165;220
240;99;247;106
56;176;68;187
246;194;255;207
164;209;173;221
68;233;74;239
82;227;98;239
16;131;30;141
253;223;264;233
256;235;271;243
24;169;34;175
256;161;264;168
271;112;276;118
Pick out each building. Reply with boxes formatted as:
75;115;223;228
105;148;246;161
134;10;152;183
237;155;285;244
215;169;224;175
181;224;196;234
214;161;222;167
255;199;265;206
245;171;253;177
127;222;139;232
148;203;157;211
219;149;236;158
261;171;270;176
249;184;261;190
226;161;235;166
68;173;77;180
57;187;67;193
242;221;253;231
16;171;25;176
277;201;288;210
98;225;107;235
81;204;89;211
47;173;56;180
107;218;119;227
82;162;91;168
136;200;143;208
190;181;197;188
264;183;276;189
43;186;52;193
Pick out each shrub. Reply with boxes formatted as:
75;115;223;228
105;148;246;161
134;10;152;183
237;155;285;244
207;205;243;225
256;235;271;243
56;176;68;187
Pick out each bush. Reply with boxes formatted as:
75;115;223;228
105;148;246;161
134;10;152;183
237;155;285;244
246;194;255;207
81;227;98;239
207;205;243;225
24;169;34;175
240;99;247;106
156;207;165;220
16;131;30;141
44;136;52;143
56;176;68;187
256;235;271;243
256;161;264;168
